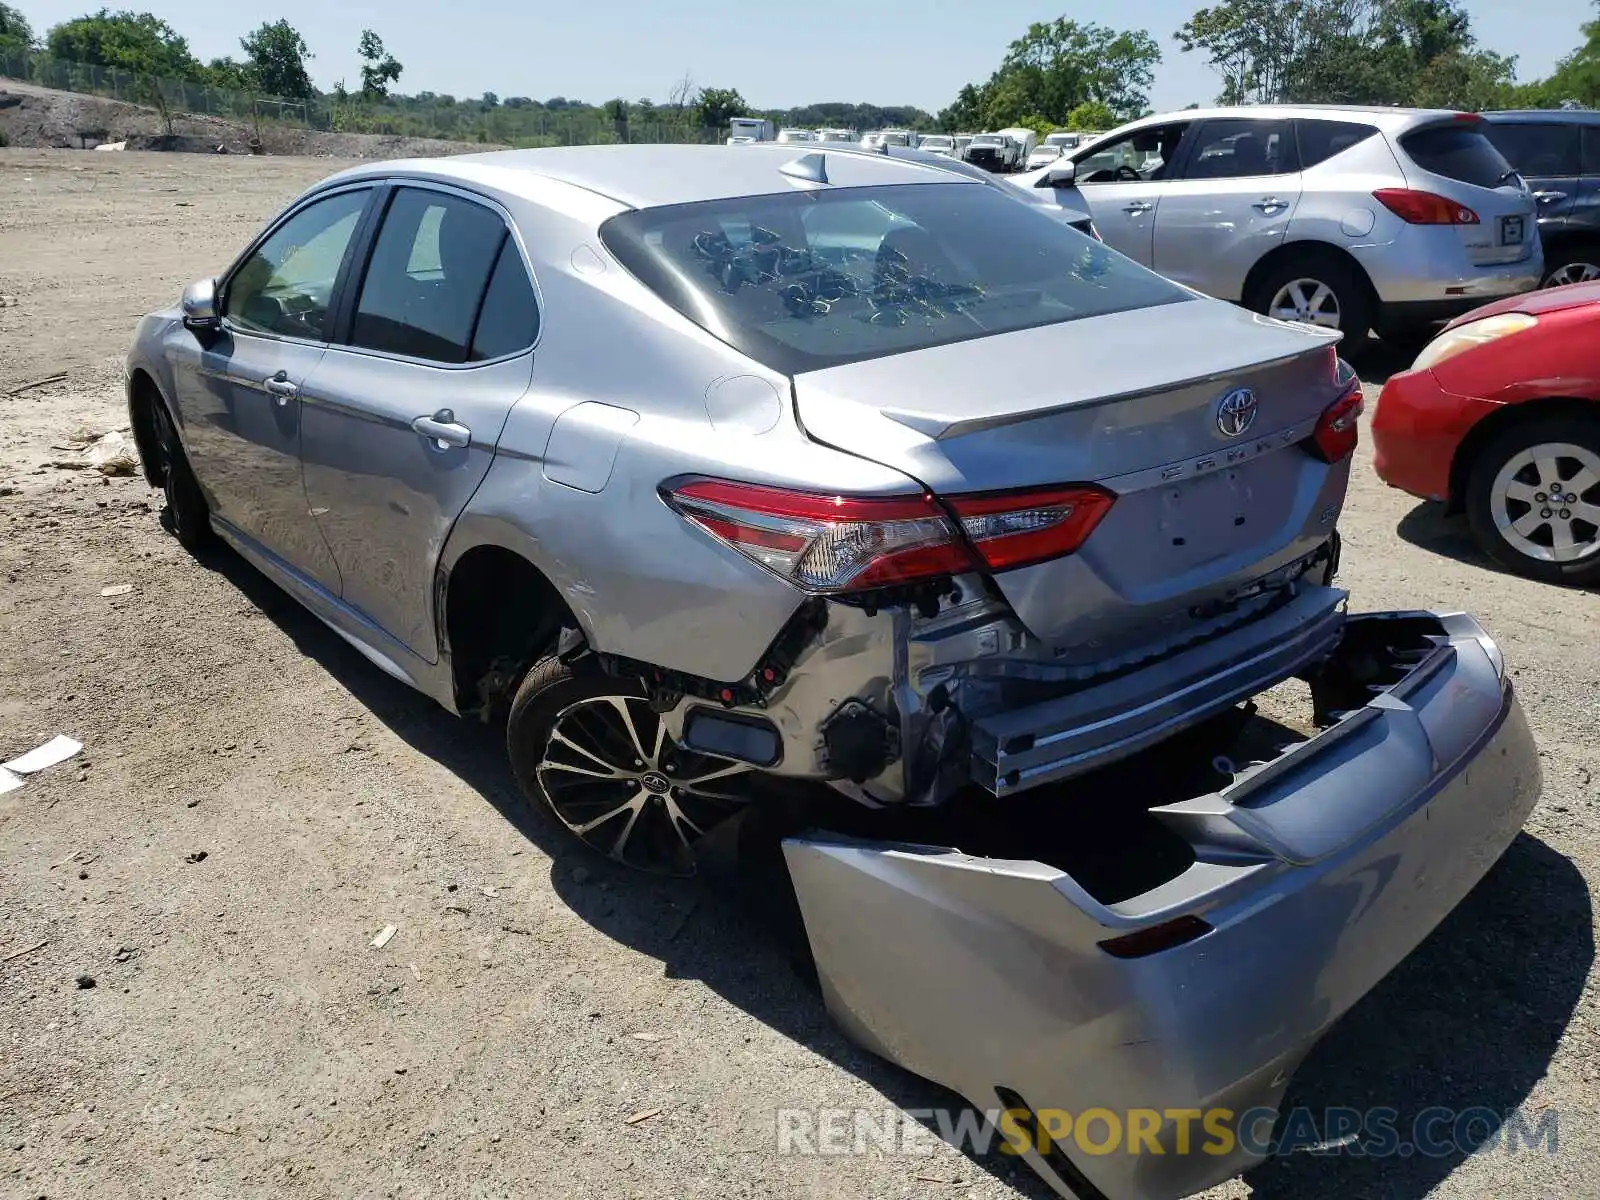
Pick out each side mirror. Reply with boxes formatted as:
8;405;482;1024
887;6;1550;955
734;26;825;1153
181;278;220;332
1039;160;1076;188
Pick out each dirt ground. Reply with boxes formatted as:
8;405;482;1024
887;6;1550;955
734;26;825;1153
0;79;493;158
1;147;1598;1200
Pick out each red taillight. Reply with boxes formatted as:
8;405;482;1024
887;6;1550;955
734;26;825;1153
1373;187;1479;225
662;478;1114;594
1308;385;1365;463
948;485;1115;572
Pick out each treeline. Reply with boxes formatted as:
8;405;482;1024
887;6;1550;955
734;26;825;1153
0;5;935;144
939;0;1600;134
2;1;1596;151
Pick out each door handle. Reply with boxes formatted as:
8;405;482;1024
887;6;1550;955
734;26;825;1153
1534;190;1567;204
412;409;471;449
263;372;298;406
1122;201;1154;214
1253;197;1290;213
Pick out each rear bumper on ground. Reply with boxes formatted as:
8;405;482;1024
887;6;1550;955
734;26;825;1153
1372;368;1500;503
782;609;1540;1200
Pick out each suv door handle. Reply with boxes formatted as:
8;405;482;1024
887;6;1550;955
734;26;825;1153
263;372;298;405
412;409;471;449
1253;197;1290;213
1534;190;1567;204
1122;201;1154;214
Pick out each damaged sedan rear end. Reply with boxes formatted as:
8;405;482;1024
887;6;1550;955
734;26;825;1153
129;144;1541;1200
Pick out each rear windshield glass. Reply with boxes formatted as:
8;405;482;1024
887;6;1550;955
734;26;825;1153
1400;123;1516;189
599;182;1192;374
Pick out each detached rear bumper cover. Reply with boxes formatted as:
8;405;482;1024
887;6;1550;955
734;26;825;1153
782;610;1540;1200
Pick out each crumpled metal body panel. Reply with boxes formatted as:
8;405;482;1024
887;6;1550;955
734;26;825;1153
781;610;1541;1199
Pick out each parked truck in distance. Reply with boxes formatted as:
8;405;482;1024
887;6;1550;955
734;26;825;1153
727;117;775;145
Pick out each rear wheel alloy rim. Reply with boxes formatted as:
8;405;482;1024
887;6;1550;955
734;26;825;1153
535;694;755;876
1267;278;1341;330
1490;442;1600;564
1545;262;1600;288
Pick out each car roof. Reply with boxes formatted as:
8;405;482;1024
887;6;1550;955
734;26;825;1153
1107;104;1471;135
1481;108;1600;125
327;143;982;211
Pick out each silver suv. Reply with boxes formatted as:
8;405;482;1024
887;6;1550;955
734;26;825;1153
1016;106;1543;341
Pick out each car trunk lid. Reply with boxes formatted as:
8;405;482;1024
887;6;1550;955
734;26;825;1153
793;300;1351;652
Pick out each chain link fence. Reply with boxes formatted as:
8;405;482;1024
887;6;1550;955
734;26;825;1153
2;49;726;147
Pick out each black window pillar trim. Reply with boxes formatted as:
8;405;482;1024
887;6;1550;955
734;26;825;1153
326;181;395;347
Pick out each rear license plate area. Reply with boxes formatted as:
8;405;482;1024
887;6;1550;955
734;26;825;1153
1500;215;1525;245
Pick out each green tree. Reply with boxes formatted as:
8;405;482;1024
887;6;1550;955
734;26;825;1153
937;82;987;130
201;55;252;91
0;3;34;55
990;19;1160;123
1508;1;1599;107
695;86;747;128
1175;0;1514;107
481;91;499;108
358;29;402;99
1066;99;1115;130
240;19;313;99
45;9;200;78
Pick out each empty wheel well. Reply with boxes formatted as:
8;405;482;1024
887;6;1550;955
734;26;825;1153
128;370;166;488
1242;242;1376;309
443;545;579;718
1541;232;1600;267
1447;395;1600;512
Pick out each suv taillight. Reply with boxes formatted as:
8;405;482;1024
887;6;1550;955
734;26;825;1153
1308;386;1365;463
1373;187;1479;225
661;478;1115;594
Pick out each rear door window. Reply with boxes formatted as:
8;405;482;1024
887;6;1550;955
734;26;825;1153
349;188;508;364
1180;118;1298;179
1399;123;1516;189
1484;122;1581;177
1295;119;1379;169
468;239;540;361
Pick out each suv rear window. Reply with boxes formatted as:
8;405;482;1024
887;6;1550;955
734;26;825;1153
1399;123;1516;189
600;183;1192;375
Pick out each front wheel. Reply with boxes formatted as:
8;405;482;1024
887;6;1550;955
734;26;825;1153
147;394;214;552
1465;414;1600;585
505;658;760;876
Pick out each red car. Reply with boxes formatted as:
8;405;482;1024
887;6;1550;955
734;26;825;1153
1374;282;1600;585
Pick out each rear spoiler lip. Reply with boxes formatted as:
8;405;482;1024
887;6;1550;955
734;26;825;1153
877;339;1343;442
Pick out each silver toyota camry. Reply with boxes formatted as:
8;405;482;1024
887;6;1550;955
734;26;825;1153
126;144;1540;1200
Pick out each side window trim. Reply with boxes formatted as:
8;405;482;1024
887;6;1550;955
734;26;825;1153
325;182;396;346
217;183;377;346
1172;118;1296;182
332;178;543;370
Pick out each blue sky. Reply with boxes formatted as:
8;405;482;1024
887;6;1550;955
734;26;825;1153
14;0;1596;113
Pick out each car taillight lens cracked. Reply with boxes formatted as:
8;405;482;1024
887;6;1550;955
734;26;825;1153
1308;385;1365;463
662;478;1114;594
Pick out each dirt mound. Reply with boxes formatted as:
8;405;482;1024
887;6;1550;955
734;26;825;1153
0;77;494;158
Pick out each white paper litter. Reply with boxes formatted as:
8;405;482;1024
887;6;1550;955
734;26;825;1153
3;736;83;775
0;768;23;795
100;584;133;597
370;924;397;949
